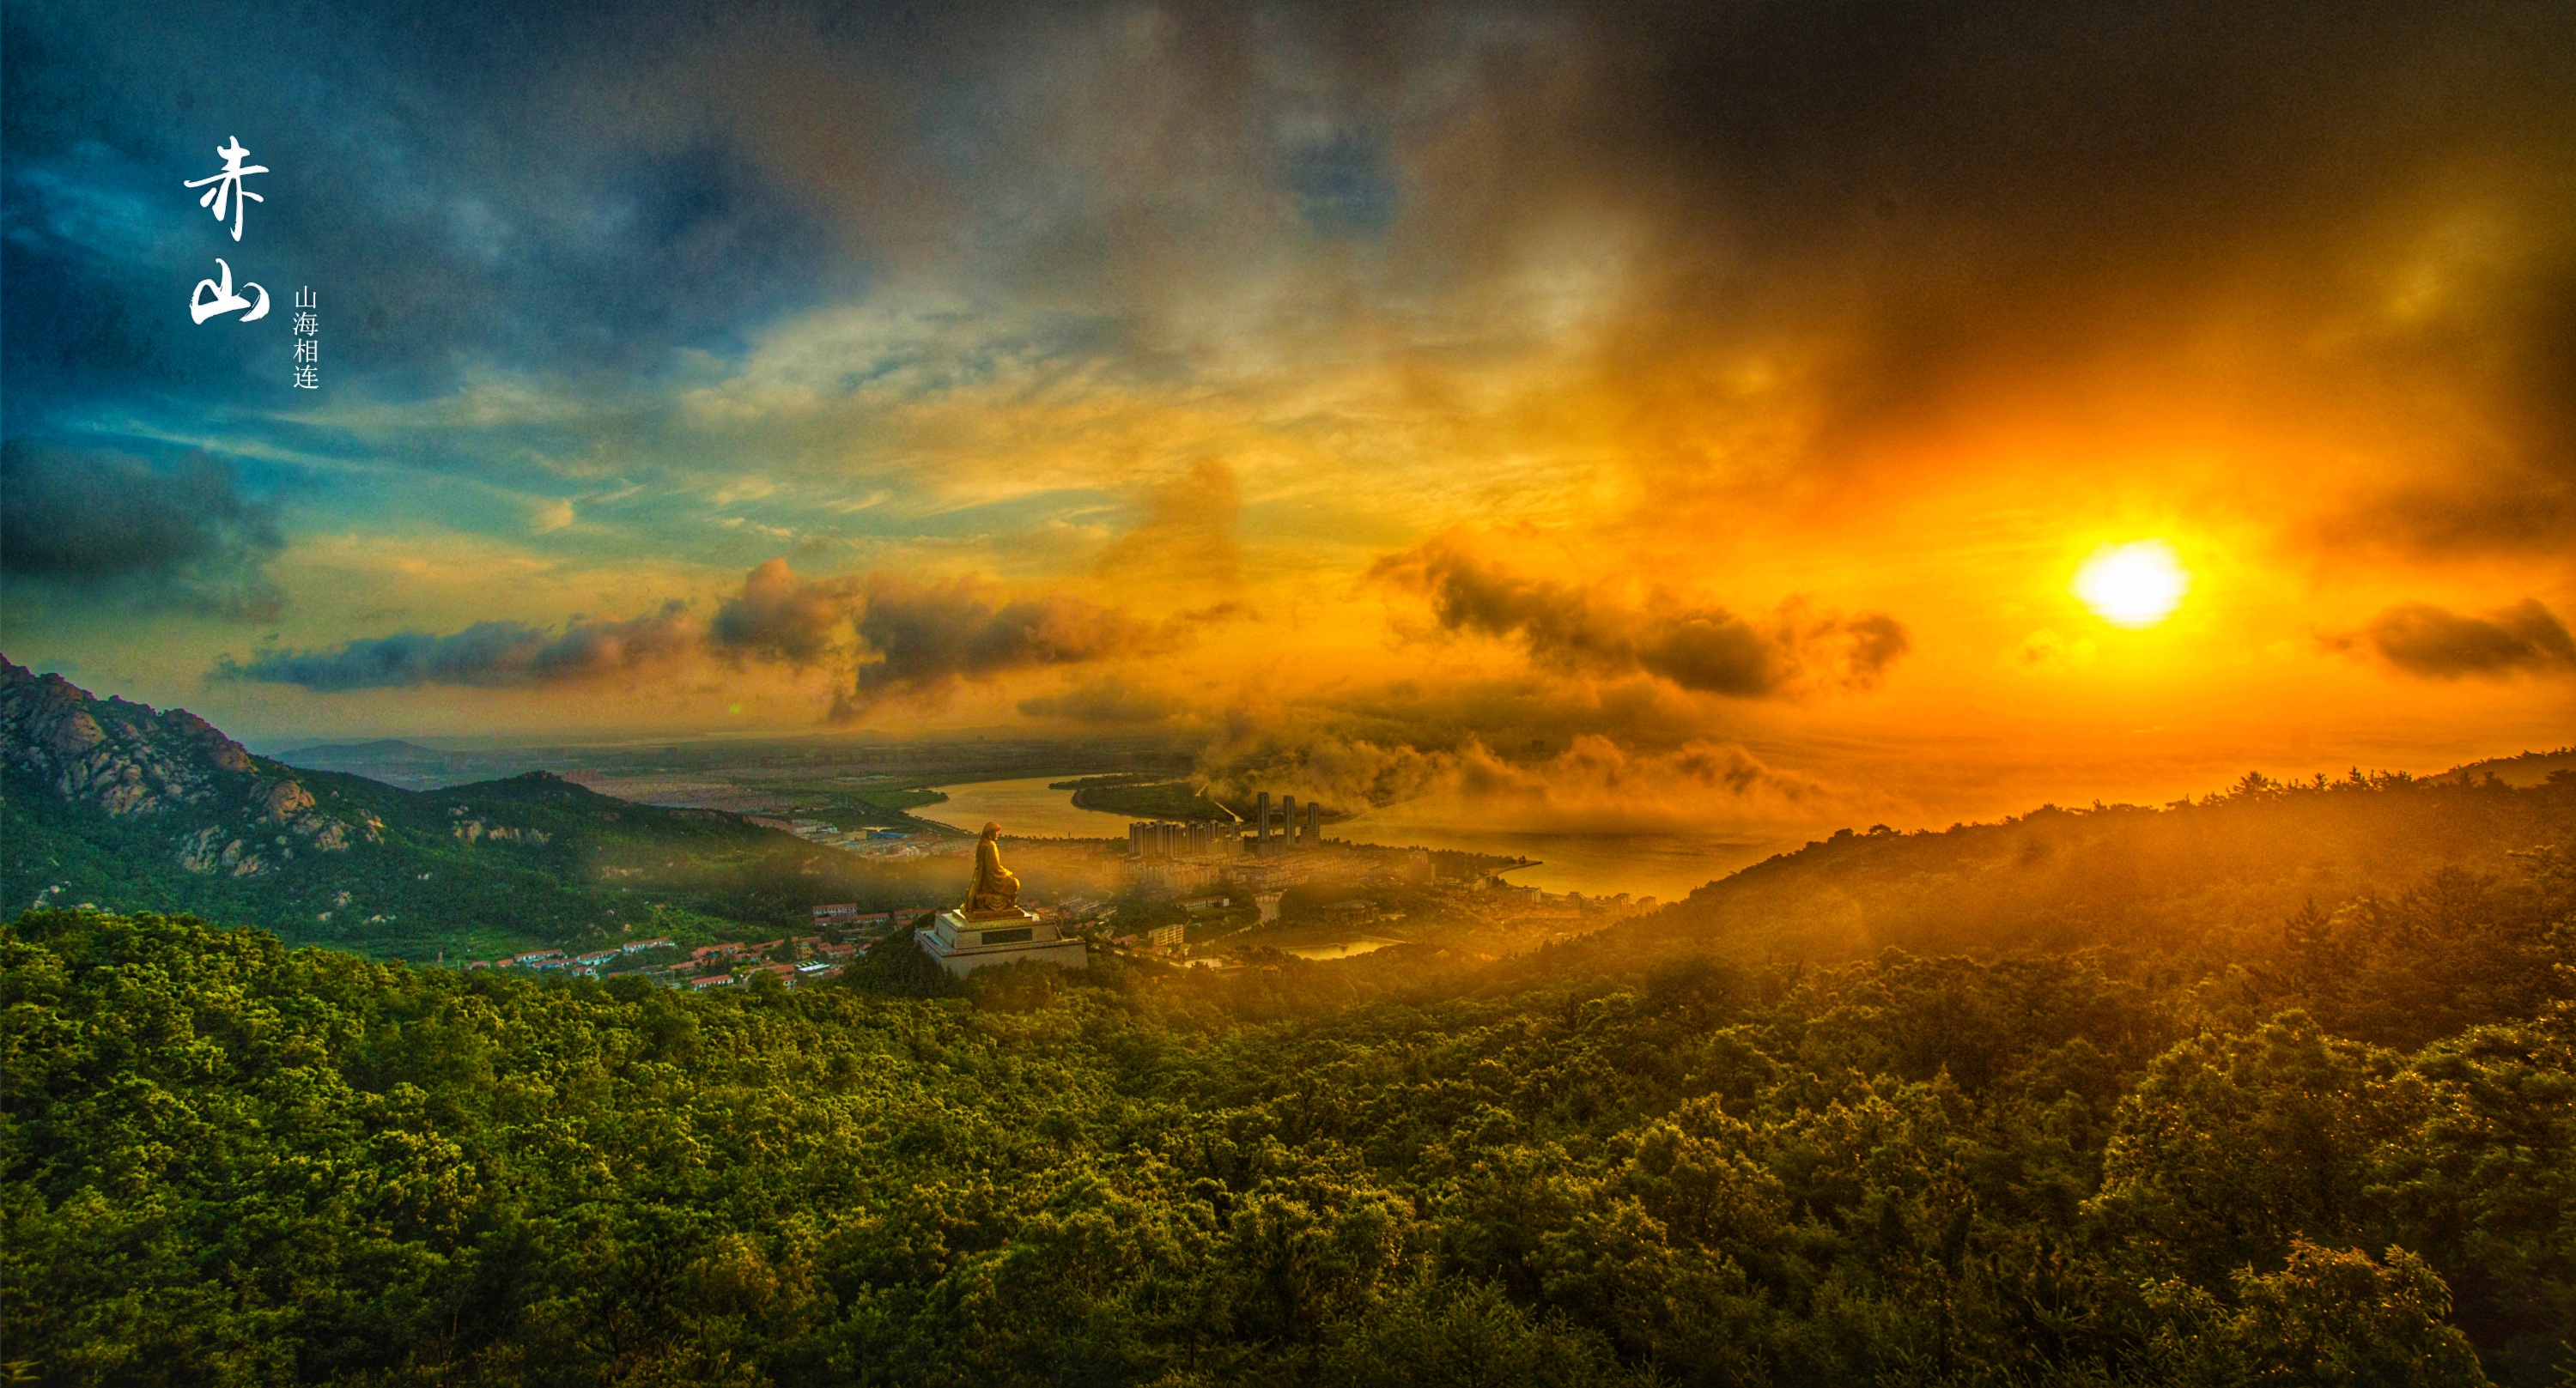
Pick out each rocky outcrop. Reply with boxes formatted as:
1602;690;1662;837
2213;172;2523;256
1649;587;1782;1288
177;827;225;875
452;818;550;845
259;779;317;822
7;658;240;815
2;656;376;877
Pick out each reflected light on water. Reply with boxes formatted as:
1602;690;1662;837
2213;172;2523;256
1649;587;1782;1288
926;777;1789;900
1285;938;1401;961
920;776;1130;839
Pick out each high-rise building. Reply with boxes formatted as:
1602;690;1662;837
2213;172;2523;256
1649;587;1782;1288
1131;817;1244;864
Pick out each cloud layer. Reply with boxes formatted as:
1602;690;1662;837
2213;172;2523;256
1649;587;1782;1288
5;0;2572;824
1370;534;1907;699
219;560;1174;713
841;575;1172;714
2345;599;2576;679
216;604;697;690
1194;705;1835;835
1;441;284;618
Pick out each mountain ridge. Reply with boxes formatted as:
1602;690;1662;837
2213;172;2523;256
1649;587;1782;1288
1526;765;2576;981
3;656;383;869
0;656;896;959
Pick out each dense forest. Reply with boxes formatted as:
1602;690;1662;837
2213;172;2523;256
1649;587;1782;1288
6;776;2570;1385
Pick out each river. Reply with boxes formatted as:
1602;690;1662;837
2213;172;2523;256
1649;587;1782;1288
916;775;1138;839
923;775;1789;901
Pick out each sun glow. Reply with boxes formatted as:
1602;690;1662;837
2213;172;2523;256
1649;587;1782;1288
2073;540;2190;627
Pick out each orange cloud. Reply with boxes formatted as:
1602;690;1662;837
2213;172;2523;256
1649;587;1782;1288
1370;532;1907;699
2333;599;2576;680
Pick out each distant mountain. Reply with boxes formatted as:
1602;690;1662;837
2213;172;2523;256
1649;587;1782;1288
270;737;571;790
276;737;446;757
272;737;452;767
1542;767;2576;973
0;658;896;959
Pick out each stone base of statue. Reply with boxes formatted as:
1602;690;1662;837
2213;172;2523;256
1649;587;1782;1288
914;906;1088;976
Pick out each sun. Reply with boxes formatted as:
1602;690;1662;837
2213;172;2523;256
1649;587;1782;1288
2073;540;2190;627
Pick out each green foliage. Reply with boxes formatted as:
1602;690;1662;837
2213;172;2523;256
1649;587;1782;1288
797;782;947;830
2146;1242;2493;1386
840;926;966;999
2089;1015;2426;1287
1049;776;1360;827
4;811;2572;1385
2;764;961;963
1064;780;1246;823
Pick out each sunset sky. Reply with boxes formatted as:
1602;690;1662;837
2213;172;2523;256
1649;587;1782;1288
4;0;2571;836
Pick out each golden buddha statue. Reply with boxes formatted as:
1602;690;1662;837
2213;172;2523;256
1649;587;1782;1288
964;821;1022;918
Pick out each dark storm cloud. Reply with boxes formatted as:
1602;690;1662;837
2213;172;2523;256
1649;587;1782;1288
0;440;284;618
1;0;848;439
216;604;696;690
1535;0;2568;252
1182;676;1836;830
1396;0;2576;548
2340;599;2576;679
211;557;1175;702
838;575;1171;717
708;558;863;666
708;560;1174;712
1370;534;1907;698
19;0;2565;535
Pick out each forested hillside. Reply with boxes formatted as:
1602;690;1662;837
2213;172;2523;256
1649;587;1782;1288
6;822;2569;1385
1562;769;2576;973
0;659;957;959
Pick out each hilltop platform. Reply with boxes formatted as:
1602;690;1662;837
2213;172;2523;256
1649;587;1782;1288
915;907;1088;976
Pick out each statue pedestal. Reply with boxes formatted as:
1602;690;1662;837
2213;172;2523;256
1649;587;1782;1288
914;907;1088;977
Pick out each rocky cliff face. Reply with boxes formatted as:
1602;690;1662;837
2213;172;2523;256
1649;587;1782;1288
1;657;376;876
